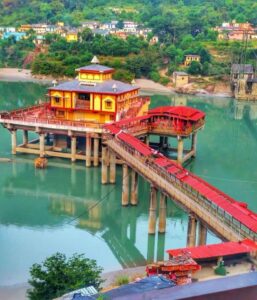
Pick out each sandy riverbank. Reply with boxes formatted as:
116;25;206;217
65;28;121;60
0;68;232;97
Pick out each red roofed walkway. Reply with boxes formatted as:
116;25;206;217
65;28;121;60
103;107;257;247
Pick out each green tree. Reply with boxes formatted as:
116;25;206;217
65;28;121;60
188;61;202;75
28;253;103;300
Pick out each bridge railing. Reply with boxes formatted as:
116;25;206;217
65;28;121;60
106;134;256;241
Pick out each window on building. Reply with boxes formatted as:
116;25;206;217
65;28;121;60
78;93;90;101
54;97;60;103
105;100;112;109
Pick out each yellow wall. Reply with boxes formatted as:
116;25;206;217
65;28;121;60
78;72;112;83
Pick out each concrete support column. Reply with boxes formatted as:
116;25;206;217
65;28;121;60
198;222;207;246
187;214;197;247
101;146;108;184
52;135;57;148
23;130;28;146
71;136;76;162
130;170;138;205
158;193;167;233
159;136;164;148
86;133;92;167
191;133;197;157
39;133;45;158
121;164;129;206
145;135;150;146
147;234;155;263
11;130;17;155
148;185;157;234
109;151;116;184
157;233;165;261
93;138;99;167
177;136;184;165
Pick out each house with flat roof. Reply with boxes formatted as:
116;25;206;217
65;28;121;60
173;71;189;88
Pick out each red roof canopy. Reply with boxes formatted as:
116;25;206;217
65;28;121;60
149;106;205;122
167;239;257;260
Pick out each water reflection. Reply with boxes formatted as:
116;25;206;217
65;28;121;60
233;99;257;120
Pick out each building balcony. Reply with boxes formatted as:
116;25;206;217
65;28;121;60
75;99;90;110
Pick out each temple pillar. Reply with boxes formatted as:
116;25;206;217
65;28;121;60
11;130;17;155
177;136;184;165
86;133;92;167
23;130;28;146
109;151;116;184
39;133;45;158
191;133;197;157
121;164;129;206
71;136;76;162
187;214;197;247
101;146;108;184
93;137;99;167
158;193;167;233
148;185;157;234
130;170;138;205
198;222;207;246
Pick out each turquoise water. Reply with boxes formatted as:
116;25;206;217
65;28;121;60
0;82;257;285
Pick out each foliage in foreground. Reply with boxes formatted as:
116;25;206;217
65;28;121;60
27;252;103;300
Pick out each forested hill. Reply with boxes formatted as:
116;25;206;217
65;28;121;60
0;0;257;33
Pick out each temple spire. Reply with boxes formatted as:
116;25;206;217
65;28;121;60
91;56;100;64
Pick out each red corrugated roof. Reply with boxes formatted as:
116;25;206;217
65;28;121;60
149;106;205;122
117;132;152;156
166;239;257;260
104;124;121;134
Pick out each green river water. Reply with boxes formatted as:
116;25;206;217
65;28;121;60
0;82;257;286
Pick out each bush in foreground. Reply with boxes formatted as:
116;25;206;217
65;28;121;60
28;252;103;300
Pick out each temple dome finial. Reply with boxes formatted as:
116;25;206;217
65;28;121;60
91;56;100;64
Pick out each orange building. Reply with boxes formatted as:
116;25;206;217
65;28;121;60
48;57;148;123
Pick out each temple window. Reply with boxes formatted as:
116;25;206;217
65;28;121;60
78;93;90;101
54;97;60;103
105;100;112;109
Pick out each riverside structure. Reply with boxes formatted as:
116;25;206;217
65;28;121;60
1;60;257;257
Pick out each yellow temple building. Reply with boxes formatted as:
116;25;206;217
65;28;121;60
48;57;148;123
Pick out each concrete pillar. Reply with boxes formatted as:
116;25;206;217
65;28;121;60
101;146;108;184
159;136;164;148
109;151;116;184
130;170;138;205
158;193;167;233
157;233;165;261
198;222;207;246
177;136;184;165
122;164;129;206
11;130;17;155
39;133;45;158
93;138;99;167
147;234;155;263
52;135;57;148
187;214;197;247
23;130;28;146
191;133;197;157
86;133;92;167
71;136;76;162
145;135;150;146
148;185;157;234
